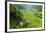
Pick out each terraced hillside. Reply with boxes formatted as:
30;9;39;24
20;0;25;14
10;4;42;29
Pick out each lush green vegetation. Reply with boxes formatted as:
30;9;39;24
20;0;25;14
10;4;42;29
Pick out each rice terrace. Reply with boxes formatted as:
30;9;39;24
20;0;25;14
10;4;42;29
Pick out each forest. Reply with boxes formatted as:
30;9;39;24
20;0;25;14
10;4;42;29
